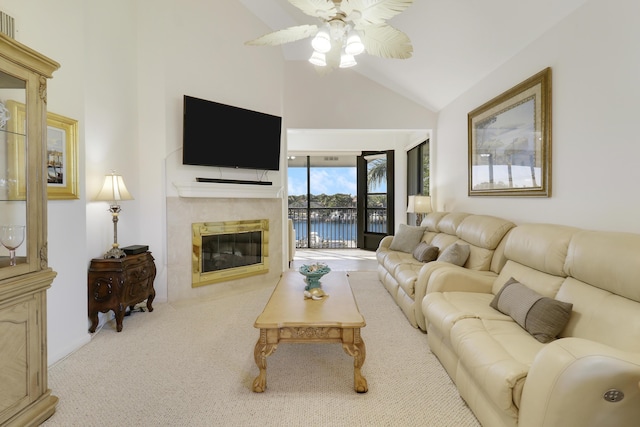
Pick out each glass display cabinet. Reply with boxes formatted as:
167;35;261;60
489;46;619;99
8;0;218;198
0;33;60;426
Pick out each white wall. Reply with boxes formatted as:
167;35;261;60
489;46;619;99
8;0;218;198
434;0;640;233
283;61;436;130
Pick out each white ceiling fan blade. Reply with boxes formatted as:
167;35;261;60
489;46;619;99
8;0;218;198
288;0;338;21
245;24;318;46
341;0;414;27
360;24;413;59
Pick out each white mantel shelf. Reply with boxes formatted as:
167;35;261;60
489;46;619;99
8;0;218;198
173;181;284;199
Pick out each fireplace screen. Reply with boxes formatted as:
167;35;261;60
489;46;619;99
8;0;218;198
192;219;269;287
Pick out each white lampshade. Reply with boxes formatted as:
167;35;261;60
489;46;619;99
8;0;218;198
339;52;357;68
406;195;432;214
94;172;134;203
311;26;331;53
345;29;364;56
309;50;327;67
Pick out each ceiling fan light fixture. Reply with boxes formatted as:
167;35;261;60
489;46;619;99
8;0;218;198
339;51;357;68
245;1;415;71
309;50;327;67
311;25;331;53
345;29;364;56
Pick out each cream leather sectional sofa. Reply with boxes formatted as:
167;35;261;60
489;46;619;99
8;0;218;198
376;212;515;330
377;213;640;427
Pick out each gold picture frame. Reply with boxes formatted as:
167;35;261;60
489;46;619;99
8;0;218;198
468;67;551;197
7;100;79;200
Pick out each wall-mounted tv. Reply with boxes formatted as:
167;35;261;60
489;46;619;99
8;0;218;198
182;95;282;171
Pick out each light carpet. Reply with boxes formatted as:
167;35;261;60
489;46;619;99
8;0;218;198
43;271;480;427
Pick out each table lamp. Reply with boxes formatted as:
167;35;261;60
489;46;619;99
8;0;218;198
407;195;432;226
94;171;133;258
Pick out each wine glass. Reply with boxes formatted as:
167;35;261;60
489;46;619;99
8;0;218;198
1;225;25;266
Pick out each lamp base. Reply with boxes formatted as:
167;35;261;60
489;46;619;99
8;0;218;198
104;247;126;259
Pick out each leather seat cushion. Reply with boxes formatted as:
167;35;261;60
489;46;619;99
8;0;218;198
423;291;508;334
382;250;419;275
450;317;546;409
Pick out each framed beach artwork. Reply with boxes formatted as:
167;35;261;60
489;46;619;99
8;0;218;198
468;67;552;197
7;100;79;200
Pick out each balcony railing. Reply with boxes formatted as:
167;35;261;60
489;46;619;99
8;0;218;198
288;207;387;249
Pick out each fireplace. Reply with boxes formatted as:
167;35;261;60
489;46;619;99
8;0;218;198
192;219;269;287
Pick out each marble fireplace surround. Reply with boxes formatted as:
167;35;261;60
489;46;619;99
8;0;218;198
167;182;284;302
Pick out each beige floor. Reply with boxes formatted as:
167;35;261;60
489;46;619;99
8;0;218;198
291;248;378;272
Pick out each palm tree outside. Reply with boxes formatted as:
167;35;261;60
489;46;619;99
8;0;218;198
367;158;386;191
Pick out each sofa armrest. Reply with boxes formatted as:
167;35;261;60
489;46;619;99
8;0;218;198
413;262;496;330
377;235;394;251
426;265;496;294
519;337;640;427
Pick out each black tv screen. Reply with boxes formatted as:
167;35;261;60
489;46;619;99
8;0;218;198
182;95;282;170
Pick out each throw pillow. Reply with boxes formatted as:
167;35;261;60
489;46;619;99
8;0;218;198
389;224;425;253
412;242;439;263
437;243;470;266
490;278;573;343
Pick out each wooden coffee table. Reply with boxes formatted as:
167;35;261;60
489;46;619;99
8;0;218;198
252;271;368;393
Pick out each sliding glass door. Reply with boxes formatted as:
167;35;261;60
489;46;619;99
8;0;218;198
288;155;357;249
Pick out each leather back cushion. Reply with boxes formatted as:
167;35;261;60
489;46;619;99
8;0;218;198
427;214;515;271
557;277;640;353
436;212;470;235
456;214;515;250
430;236;493;271
421;212;449;232
564;230;640;302
430;234;460;253
490;228;513;274
504;224;581;276
493;260;566;298
421;230;439;245
465;246;493;270
456;214;515;271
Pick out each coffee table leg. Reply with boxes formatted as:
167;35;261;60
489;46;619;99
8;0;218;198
252;329;277;392
342;328;368;393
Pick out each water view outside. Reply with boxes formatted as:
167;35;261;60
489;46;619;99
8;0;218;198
288;162;387;248
289;208;386;248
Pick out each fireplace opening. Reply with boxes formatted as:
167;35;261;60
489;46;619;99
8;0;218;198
202;231;262;272
192;219;269;287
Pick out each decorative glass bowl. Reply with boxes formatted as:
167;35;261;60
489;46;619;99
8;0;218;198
299;263;331;290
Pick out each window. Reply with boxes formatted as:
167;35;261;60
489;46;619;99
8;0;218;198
407;140;430;223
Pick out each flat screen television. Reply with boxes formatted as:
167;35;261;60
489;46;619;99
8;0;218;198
182;95;282;170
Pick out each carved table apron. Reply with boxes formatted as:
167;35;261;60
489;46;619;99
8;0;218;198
252;271;367;393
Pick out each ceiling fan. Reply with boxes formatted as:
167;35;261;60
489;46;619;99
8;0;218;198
246;0;414;70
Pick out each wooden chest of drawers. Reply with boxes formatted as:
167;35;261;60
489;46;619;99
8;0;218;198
88;251;156;332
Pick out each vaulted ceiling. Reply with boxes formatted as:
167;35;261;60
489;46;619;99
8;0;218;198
240;0;588;112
